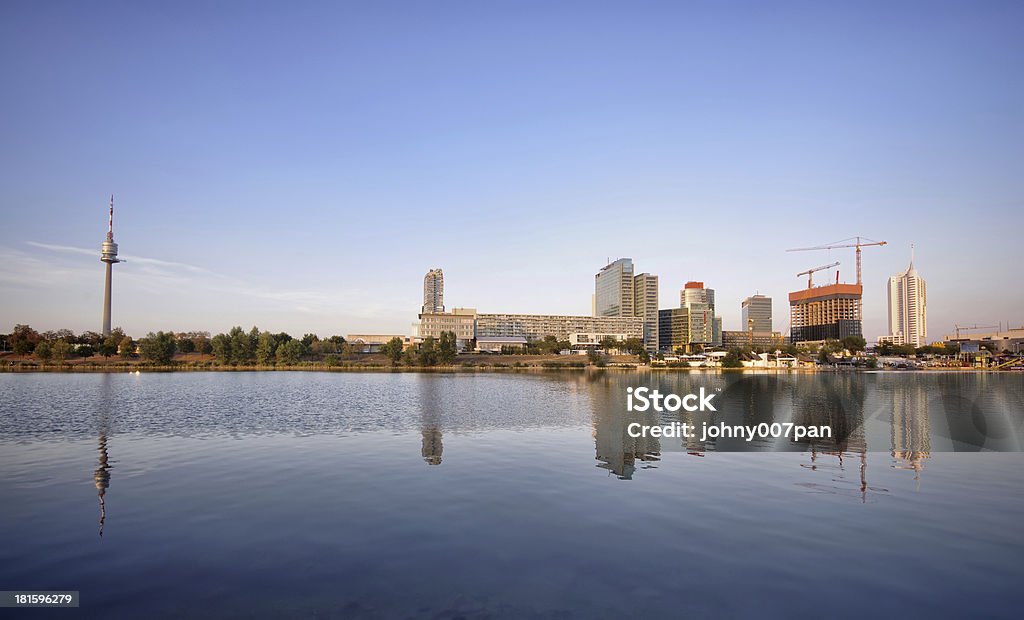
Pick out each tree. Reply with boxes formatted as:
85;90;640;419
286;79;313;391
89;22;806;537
11;324;41;355
817;348;831;365
139;331;176;364
75;344;95;358
98;335;119;358
118;336;134;359
841;335;867;353
599;336;619;351
52;339;72;363
35;340;52;362
256;331;278;365
78;331;103;346
722;347;744;368
301;333;319;348
438;331;457;364
227;326;255;364
211;333;232;364
176;334;196;354
381;337;404;365
276;339;305;365
621;337;645;355
417;337;439;366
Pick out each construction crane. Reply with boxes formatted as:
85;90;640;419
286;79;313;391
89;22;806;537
954;324;998;339
796;261;840;288
787;236;887;285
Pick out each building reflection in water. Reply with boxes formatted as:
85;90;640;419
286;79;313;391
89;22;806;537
891;377;930;480
591;374;660;479
95;374;114;537
792;374;871;501
419;377;443;466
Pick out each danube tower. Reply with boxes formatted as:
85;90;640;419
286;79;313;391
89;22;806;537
100;195;121;336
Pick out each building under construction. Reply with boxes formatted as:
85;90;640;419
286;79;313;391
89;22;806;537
789;283;863;344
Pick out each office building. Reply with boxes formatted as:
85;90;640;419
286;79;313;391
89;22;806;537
422;268;445;314
887;253;927;348
658;308;689;352
595;259;634;318
476;313;643;344
678;281;720;346
789;283;863;344
417;307;477;348
633;273;659;352
741;294;773;334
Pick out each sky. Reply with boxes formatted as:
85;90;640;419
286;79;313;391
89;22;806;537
1;0;1022;342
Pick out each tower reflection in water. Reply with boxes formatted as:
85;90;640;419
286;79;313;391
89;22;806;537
890;376;930;479
419;377;443;466
95;374;114;537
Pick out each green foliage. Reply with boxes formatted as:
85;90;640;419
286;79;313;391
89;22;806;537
34;340;52;361
721;347;744;368
139;331;176;364
621;337;645;355
380;337;405;365
211;333;231;364
586;348;603;364
599;336;619;351
438;331;458;364
417;337;439;366
821;339;844;354
324;354;342;367
98;336;119;358
841;335;867;353
78;331;103;346
75;344;95;358
52;339;72;362
176;335;196;354
256;331;278;365
817;348;831;364
11;324;40;355
301;333;318;347
118;336;134;359
275;339;305;365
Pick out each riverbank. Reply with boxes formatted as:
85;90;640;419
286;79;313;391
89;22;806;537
0;353;1001;373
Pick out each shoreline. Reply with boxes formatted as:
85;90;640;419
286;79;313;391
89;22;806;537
0;363;1003;374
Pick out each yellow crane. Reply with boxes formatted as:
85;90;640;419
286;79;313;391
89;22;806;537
796;261;840;289
787;237;887;285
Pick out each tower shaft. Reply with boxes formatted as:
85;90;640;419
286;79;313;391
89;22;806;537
100;195;120;337
102;261;113;336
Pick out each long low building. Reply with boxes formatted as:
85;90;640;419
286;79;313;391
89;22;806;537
417;309;644;347
476;313;644;342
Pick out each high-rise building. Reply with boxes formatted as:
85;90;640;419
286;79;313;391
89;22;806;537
594;259;660;352
887;251;927;348
741;294;773;334
633;273;659;352
658;308;690;352
595;259;634;318
422;268;444;314
678;281;719;346
789;283;863;344
99;195;121;337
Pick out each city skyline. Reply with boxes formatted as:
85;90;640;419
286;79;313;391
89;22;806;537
1;2;1022;340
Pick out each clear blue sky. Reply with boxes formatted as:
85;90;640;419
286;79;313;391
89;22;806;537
1;0;1022;341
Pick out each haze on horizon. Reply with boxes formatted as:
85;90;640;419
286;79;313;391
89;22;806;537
1;1;1022;342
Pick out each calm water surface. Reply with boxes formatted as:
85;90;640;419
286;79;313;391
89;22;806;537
1;371;1022;618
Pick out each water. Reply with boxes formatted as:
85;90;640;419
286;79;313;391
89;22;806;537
1;371;1022;618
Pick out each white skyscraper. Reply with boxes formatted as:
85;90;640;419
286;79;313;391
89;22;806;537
422;268;445;314
887;249;927;347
